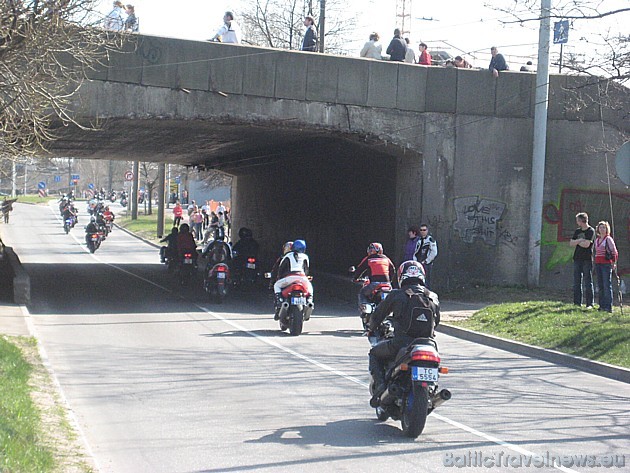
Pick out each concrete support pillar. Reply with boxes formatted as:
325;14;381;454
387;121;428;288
131;161;139;220
157;163;166;238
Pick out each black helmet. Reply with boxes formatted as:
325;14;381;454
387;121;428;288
238;227;253;239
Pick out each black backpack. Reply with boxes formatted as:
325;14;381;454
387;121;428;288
402;288;436;338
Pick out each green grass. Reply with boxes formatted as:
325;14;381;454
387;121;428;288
453;301;630;367
0;336;55;472
7;194;52;205
116;212;163;244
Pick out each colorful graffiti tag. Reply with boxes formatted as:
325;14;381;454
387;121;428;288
543;188;629;275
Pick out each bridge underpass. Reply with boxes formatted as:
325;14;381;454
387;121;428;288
50;117;408;272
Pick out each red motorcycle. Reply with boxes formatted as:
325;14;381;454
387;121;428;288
276;276;314;336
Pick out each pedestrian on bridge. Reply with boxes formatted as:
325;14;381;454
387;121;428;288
301;16;318;52
210;11;241;44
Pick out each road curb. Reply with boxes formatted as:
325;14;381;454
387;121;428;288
114;223;161;249
437;323;630;384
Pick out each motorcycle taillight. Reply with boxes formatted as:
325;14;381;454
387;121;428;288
217;266;226;272
247;257;256;263
184;253;192;258
410;349;440;363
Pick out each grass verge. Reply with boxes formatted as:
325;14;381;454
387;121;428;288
115;212;163;245
0;336;54;472
452;301;630;368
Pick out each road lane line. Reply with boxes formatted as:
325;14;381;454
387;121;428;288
21;305;102;472
46;201;578;472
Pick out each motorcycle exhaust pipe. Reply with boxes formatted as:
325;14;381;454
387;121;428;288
430;389;451;409
379;383;403;406
303;302;314;321
278;302;289;320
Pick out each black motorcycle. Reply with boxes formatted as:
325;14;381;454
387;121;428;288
350;271;392;333
204;262;230;303
369;325;451;438
179;252;196;286
86;230;104;253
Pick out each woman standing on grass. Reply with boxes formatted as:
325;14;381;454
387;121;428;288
594;221;618;313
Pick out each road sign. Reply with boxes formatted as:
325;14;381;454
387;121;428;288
553;20;569;44
175;175;181;184
616;141;630;186
125;171;134;181
71;174;80;180
54;175;61;183
88;183;94;190
38;181;46;189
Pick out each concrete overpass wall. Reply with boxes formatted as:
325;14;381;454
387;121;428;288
59;35;629;288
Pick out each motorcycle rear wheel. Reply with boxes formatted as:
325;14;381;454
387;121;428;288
288;305;303;336
64;224;70;234
401;383;429;438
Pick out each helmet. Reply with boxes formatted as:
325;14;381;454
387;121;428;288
238;227;253;239
367;242;383;256
282;241;293;255
292;239;306;253
397;260;425;286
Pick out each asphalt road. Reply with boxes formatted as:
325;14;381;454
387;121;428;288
1;202;629;473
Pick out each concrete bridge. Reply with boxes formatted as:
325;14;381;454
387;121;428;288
50;34;630;288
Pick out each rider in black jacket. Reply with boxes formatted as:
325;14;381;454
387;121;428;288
367;260;440;405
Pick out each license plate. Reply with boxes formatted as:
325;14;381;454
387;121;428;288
184;258;193;264
291;297;306;305
246;263;256;269
217;272;226;279
412;366;438;382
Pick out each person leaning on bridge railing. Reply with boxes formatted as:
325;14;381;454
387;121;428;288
360;32;383;60
209;11;241;44
489;46;509;78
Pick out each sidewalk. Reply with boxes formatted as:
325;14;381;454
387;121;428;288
0;302;30;337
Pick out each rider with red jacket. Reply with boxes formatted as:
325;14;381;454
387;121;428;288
352;242;398;307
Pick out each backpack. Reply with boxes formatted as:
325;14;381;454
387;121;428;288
402;288;435;338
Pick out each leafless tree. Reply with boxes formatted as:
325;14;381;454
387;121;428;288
490;0;630;83
0;0;123;163
241;0;356;54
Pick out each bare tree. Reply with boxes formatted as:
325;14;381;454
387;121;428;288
241;0;356;54
0;0;122;161
490;0;630;83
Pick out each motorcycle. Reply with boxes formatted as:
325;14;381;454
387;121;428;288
266;273;314;336
179;252;196;286
120;197;128;208
368;324;451;438
86;231;104;253
109;192;117;203
204;262;231;303
350;268;392;333
63;215;77;234
233;251;259;288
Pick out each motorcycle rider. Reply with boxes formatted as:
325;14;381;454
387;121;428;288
160;227;179;263
273;239;313;317
351;242;398;308
84;217;99;244
62;204;78;227
102;206;115;223
367;260;440;407
176;223;198;265
202;232;233;266
232;227;260;278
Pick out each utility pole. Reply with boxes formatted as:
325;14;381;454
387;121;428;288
131;161;139;220
527;0;551;287
157;163;166;238
396;0;412;37
11;160;17;197
108;160;113;192
318;0;325;53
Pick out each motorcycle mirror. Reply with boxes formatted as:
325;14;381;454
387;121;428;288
348;266;356;273
264;272;272;279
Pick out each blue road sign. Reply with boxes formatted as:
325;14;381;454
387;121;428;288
553;20;569;44
69;181;75;186
38;181;46;189
71;174;80;180
175;176;181;184
88;183;94;190
54;175;61;183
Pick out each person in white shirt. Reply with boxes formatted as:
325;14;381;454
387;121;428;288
360;32;383;60
216;201;226;215
104;1;125;32
209;11;241;44
404;38;417;64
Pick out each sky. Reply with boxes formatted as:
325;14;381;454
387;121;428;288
97;0;629;70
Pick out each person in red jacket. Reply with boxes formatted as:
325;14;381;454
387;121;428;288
172;202;184;227
176;224;198;264
351;242;398;308
418;42;432;65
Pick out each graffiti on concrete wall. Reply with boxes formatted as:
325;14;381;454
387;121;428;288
453;196;506;245
542;188;629;275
